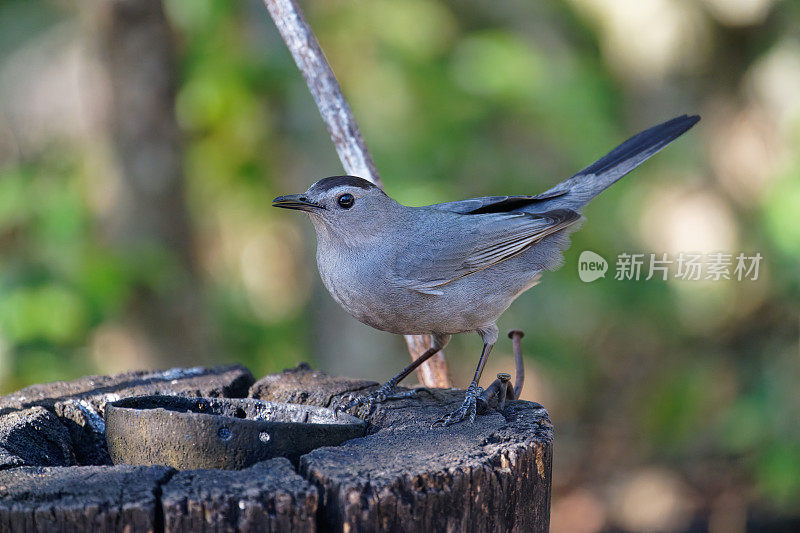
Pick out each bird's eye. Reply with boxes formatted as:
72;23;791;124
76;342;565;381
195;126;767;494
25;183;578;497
337;193;355;209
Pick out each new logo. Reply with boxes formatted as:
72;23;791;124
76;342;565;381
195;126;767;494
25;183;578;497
578;250;608;282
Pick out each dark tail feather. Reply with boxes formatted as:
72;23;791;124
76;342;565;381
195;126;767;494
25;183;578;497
536;114;700;211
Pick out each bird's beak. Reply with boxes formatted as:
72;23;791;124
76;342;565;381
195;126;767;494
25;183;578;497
272;194;325;212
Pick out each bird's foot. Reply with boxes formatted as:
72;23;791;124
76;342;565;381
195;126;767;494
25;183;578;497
433;381;483;427
334;380;416;416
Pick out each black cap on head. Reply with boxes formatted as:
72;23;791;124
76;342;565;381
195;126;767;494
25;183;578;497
311;176;378;193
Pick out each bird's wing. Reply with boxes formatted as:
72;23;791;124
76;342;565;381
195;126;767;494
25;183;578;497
429;189;569;215
393;208;580;295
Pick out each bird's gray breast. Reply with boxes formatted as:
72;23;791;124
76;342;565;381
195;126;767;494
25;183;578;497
315;243;408;333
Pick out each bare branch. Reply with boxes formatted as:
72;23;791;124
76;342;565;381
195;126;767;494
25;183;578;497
262;0;380;186
262;0;450;387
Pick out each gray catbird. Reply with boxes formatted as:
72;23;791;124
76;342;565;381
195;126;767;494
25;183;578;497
274;114;700;425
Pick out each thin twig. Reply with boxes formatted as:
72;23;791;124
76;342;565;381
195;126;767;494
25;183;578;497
262;0;451;388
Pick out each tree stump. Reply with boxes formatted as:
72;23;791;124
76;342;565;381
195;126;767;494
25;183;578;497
0;364;552;532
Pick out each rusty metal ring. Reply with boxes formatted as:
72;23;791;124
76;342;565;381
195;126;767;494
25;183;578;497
105;395;365;470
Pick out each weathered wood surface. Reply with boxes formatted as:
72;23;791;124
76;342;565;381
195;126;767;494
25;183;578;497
0;365;254;466
0;364;552;532
161;459;318;532
0;460;317;533
0;407;75;470
249;365;553;532
0;465;173;533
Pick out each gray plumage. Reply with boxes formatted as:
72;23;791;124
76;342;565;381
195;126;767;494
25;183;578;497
274;114;699;424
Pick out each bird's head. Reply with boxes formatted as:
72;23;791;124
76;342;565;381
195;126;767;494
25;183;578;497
273;176;398;243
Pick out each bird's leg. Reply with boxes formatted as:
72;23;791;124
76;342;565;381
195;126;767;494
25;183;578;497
335;334;450;415
335;349;438;414
434;342;494;426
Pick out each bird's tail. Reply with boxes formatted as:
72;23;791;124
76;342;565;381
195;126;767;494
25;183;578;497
534;114;700;212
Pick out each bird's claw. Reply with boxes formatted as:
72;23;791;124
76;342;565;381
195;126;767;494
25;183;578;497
333;382;400;416
433;382;483;427
333;392;378;416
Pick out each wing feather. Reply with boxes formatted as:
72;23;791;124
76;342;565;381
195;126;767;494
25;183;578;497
429;189;569;215
396;208;580;293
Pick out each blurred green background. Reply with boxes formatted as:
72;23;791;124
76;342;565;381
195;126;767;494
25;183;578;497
0;0;798;530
